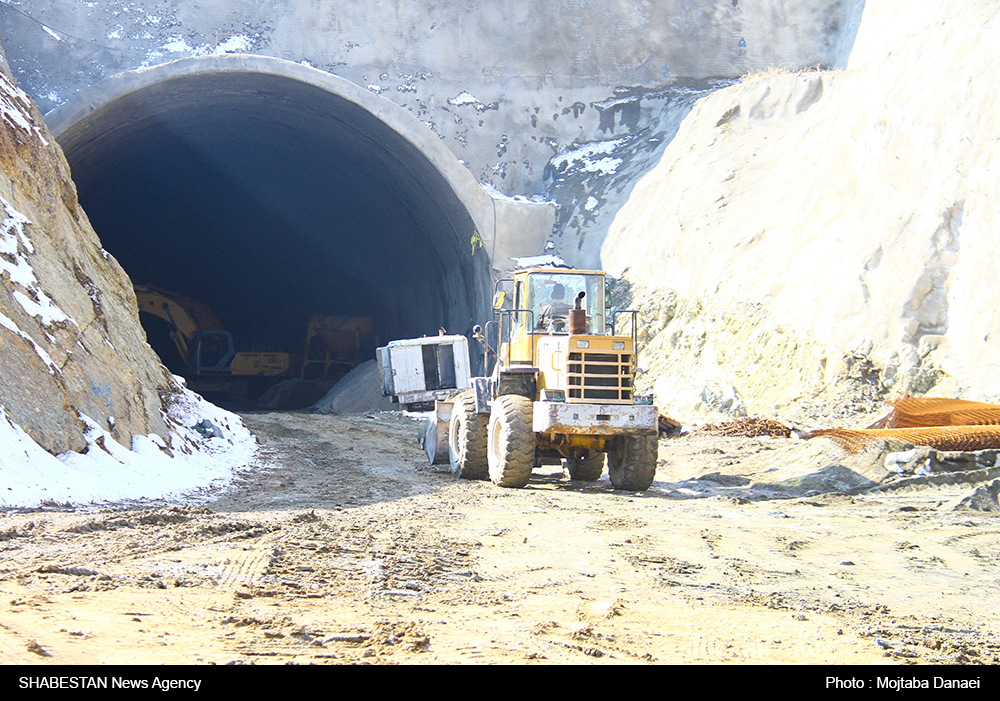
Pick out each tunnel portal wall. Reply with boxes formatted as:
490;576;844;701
5;0;864;201
48;55;502;355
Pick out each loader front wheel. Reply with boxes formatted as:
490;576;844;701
607;435;658;491
563;450;605;481
488;395;535;488
448;390;489;480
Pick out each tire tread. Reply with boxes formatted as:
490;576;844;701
449;390;489;480
608;435;658;491
488;395;535;488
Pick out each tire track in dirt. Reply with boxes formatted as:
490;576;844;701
5;411;1000;663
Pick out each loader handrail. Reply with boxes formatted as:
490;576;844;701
611;309;640;365
482;320;500;376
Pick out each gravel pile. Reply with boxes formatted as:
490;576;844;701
310;360;396;414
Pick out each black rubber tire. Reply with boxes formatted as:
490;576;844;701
563;450;605;481
487;395;535;488
448;390;489;480
607;435;658;491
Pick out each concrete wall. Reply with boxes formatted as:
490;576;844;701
3;1;860;188
1;0;862;265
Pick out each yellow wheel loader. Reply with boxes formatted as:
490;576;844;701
447;267;659;491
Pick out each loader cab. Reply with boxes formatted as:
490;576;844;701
501;269;608;365
526;271;606;334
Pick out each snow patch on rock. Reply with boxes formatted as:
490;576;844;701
1;197;72;327
0;72;47;144
0;385;256;509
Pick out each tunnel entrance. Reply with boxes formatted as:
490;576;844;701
48;57;491;384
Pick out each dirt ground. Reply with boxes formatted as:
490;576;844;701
2;409;1000;665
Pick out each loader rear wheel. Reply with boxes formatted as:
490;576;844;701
607;435;658;491
563;450;605;481
448;390;489;480
487;395;535;488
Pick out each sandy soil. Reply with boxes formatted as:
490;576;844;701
1;410;999;665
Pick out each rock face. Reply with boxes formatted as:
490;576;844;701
602;0;1000;420
1;58;176;453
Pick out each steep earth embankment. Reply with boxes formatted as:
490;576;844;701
1;48;255;504
602;0;1000;422
1;57;178;453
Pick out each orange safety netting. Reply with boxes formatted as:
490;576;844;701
866;397;1000;429
807;397;1000;452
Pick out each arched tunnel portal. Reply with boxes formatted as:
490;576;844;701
48;56;494;383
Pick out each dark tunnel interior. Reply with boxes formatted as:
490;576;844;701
55;70;489;383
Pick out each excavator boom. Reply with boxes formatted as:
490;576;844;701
134;283;226;365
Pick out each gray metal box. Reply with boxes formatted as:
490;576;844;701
377;335;471;405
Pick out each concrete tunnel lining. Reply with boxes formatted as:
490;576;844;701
47;55;494;378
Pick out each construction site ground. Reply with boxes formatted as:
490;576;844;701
1;410;999;666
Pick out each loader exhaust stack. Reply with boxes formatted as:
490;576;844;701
568;291;587;336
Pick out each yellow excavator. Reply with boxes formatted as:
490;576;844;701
133;284;376;400
444;267;659;491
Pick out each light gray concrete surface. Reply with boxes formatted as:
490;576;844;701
46;54;501;260
1;0;862;267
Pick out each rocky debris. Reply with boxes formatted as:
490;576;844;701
36;565;99;576
952;479;1000;514
25;639;50;657
755;464;879;496
659;423;1000;502
191;419;220;439
882;446;998;477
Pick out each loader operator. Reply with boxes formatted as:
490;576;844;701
537;283;573;332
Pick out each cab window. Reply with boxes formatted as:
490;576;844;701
528;273;605;334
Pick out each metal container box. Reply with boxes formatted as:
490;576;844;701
377;335;471;406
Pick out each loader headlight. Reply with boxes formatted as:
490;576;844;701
540;389;566;402
612;341;625;350
575;340;590;349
